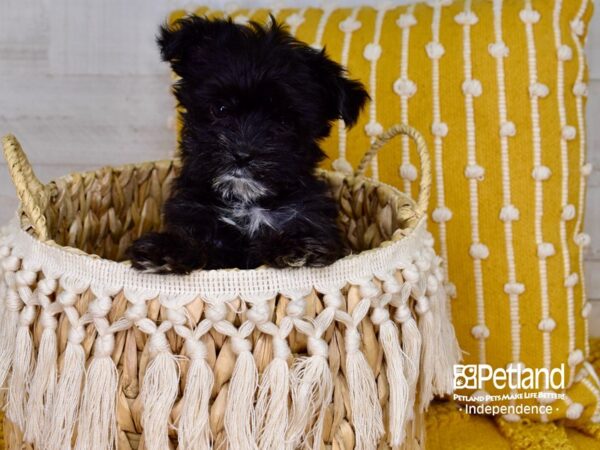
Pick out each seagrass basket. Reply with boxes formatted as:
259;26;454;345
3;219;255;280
0;124;460;450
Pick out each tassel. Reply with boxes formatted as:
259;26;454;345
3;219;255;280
225;335;258;450
424;248;461;396
0;255;22;388
24;317;58;444
287;336;333;450
256;336;291;450
178;338;214;450
140;322;180;450
75;332;118;450
7;268;39;429
0;249;7;319
44;329;86;450
344;326;384;450
0;278;6;322
25;277;59;445
415;295;436;411
399;313;421;405
7;309;36;430
372;305;409;447
430;286;461;396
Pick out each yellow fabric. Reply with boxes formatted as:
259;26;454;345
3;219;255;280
425;335;600;448
169;0;597;424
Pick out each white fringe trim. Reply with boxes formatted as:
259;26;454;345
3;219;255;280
75;335;119;450
0;215;460;449
24;326;57;445
255;336;291;450
44;341;86;450
178;337;214;450
139;321;180;450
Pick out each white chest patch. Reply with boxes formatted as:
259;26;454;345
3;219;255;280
219;204;276;236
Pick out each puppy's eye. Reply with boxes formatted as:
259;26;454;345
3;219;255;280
211;104;229;118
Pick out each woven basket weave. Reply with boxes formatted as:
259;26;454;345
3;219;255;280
0;124;460;450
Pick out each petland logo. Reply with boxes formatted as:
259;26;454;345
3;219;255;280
453;364;566;391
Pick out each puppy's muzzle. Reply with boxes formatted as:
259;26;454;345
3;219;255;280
232;145;253;166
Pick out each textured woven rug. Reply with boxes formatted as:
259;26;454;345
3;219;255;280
3;341;600;449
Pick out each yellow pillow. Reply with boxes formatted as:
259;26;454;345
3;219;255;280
169;0;598;424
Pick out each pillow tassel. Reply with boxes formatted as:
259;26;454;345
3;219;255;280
178;337;214;450
75;332;118;450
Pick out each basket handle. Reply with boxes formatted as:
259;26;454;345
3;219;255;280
355;124;431;219
2;135;50;240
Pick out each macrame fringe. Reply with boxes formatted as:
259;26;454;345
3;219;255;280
0;301;19;388
24;326;57;444
74;355;119;450
287;353;333;449
141;351;180;450
255;357;290;450
432;289;461;395
225;347;258;450
416;305;437;411
414;408;427;449
345;328;384;450
0;256;20;388
397;309;422;426
7;324;34;430
178;355;214;450
400;408;427;450
0;280;6;320
379;320;409;447
44;341;86;450
402;315;422;388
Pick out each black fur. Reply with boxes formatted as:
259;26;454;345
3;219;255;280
127;16;369;273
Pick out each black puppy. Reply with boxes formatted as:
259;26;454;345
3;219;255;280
127;16;368;273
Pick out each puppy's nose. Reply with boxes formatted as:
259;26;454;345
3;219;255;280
234;146;252;164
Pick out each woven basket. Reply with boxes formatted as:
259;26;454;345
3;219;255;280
0;124;460;450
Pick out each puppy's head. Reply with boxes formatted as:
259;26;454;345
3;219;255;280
159;16;368;196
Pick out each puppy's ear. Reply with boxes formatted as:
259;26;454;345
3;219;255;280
157;16;225;73
312;51;369;127
334;76;370;127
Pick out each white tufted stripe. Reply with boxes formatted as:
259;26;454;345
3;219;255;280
538;317;556;332
520;8;541;24
537;243;556;259
504;282;525;295
488;41;509;58
396;13;416;28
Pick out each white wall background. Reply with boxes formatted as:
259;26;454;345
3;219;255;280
0;0;598;310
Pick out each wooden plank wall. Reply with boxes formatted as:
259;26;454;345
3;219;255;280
0;0;598;318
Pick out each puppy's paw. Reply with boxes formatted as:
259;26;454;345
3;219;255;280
126;232;205;274
266;237;345;269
